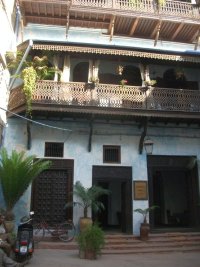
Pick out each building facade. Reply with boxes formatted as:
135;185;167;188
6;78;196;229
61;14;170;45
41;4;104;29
2;0;200;235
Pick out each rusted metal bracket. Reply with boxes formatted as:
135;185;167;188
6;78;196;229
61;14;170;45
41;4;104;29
88;120;93;152
27;121;31;150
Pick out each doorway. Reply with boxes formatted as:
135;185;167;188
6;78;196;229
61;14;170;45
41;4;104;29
92;166;132;233
147;155;200;231
31;159;74;223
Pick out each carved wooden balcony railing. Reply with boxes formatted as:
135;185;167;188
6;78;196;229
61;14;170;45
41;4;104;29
8;81;200;118
72;0;200;19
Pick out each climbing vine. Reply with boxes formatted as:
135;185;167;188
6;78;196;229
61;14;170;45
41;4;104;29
21;66;37;116
6;51;60;117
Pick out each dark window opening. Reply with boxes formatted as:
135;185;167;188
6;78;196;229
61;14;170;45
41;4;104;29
103;145;121;163
45;142;64;157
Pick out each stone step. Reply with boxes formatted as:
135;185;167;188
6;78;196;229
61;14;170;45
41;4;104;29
102;246;200;255
35;231;200;254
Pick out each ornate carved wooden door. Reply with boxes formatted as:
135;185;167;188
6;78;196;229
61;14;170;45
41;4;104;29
31;159;74;223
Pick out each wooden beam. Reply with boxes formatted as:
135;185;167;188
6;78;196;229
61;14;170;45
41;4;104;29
27;121;31;150
36;2;39;15
52;3;54;16
44;3;47;16
108;15;115;41
153;20;162;47
189;27;200;43
129;18;139;36
171;23;184;41
150;20;160;39
138;118;148;154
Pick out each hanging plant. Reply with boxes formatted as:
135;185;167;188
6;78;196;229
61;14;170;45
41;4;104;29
6;51;60;117
21;66;37;116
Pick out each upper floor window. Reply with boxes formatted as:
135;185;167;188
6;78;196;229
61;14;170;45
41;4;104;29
44;142;64;157
103;145;121;163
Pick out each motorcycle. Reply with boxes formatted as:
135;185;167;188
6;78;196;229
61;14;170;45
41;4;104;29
14;211;34;262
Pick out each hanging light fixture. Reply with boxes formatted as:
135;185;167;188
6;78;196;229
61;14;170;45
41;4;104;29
143;138;154;155
117;65;124;75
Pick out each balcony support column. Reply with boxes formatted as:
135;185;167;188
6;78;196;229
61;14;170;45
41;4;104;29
194;29;200;50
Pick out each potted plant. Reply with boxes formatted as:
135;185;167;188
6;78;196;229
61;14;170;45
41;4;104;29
120;79;128;88
87;77;99;89
134;205;159;241
76;224;105;260
65;181;110;232
0;148;51;231
144;79;157;88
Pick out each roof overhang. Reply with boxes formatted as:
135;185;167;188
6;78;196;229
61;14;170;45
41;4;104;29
18;40;200;64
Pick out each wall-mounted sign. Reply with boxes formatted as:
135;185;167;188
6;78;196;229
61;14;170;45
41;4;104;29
133;181;148;200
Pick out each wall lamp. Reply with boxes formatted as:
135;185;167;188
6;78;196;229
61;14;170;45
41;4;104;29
143;138;154;155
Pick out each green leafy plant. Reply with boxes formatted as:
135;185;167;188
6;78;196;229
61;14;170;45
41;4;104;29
21;66;37;115
65;181;110;218
120;79;128;87
89;76;99;84
144;80;157;87
134;205;159;223
155;0;166;10
76;224;105;254
6;52;60;116
0;148;51;220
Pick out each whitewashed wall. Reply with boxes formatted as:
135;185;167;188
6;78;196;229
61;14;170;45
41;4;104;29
3;118;200;234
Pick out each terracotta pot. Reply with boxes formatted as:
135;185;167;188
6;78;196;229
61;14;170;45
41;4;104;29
79;249;85;259
85;249;97;260
79;217;92;232
140;223;150;241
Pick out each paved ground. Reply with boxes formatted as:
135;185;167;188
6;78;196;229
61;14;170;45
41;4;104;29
25;249;200;267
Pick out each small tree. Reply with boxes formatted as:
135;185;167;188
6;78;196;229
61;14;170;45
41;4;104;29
66;181;110;218
0;148;51;219
134;205;159;223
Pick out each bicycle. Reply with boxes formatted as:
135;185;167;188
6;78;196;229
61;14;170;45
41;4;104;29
33;219;75;243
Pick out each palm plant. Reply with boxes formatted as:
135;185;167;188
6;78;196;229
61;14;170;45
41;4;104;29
67;181;110;218
0;148;51;219
134;205;159;224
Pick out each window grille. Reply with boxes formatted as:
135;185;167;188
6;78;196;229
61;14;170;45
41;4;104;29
103;145;121;163
45;142;64;157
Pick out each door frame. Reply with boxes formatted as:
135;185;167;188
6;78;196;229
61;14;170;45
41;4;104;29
92;165;133;233
147;155;200;231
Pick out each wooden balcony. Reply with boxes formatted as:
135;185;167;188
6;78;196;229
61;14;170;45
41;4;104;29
19;0;200;46
8;81;200;123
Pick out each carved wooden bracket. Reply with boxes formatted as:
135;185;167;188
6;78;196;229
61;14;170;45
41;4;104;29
88;120;93;152
138;118;148;154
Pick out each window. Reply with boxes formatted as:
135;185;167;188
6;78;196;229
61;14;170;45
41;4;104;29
103;145;121;163
44;142;64;157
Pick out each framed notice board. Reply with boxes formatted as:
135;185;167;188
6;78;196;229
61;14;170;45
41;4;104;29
133;181;148;200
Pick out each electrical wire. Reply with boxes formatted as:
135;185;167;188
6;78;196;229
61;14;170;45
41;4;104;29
0;106;72;132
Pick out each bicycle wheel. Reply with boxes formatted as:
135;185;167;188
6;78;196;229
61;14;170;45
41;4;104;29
33;222;45;243
58;222;75;242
